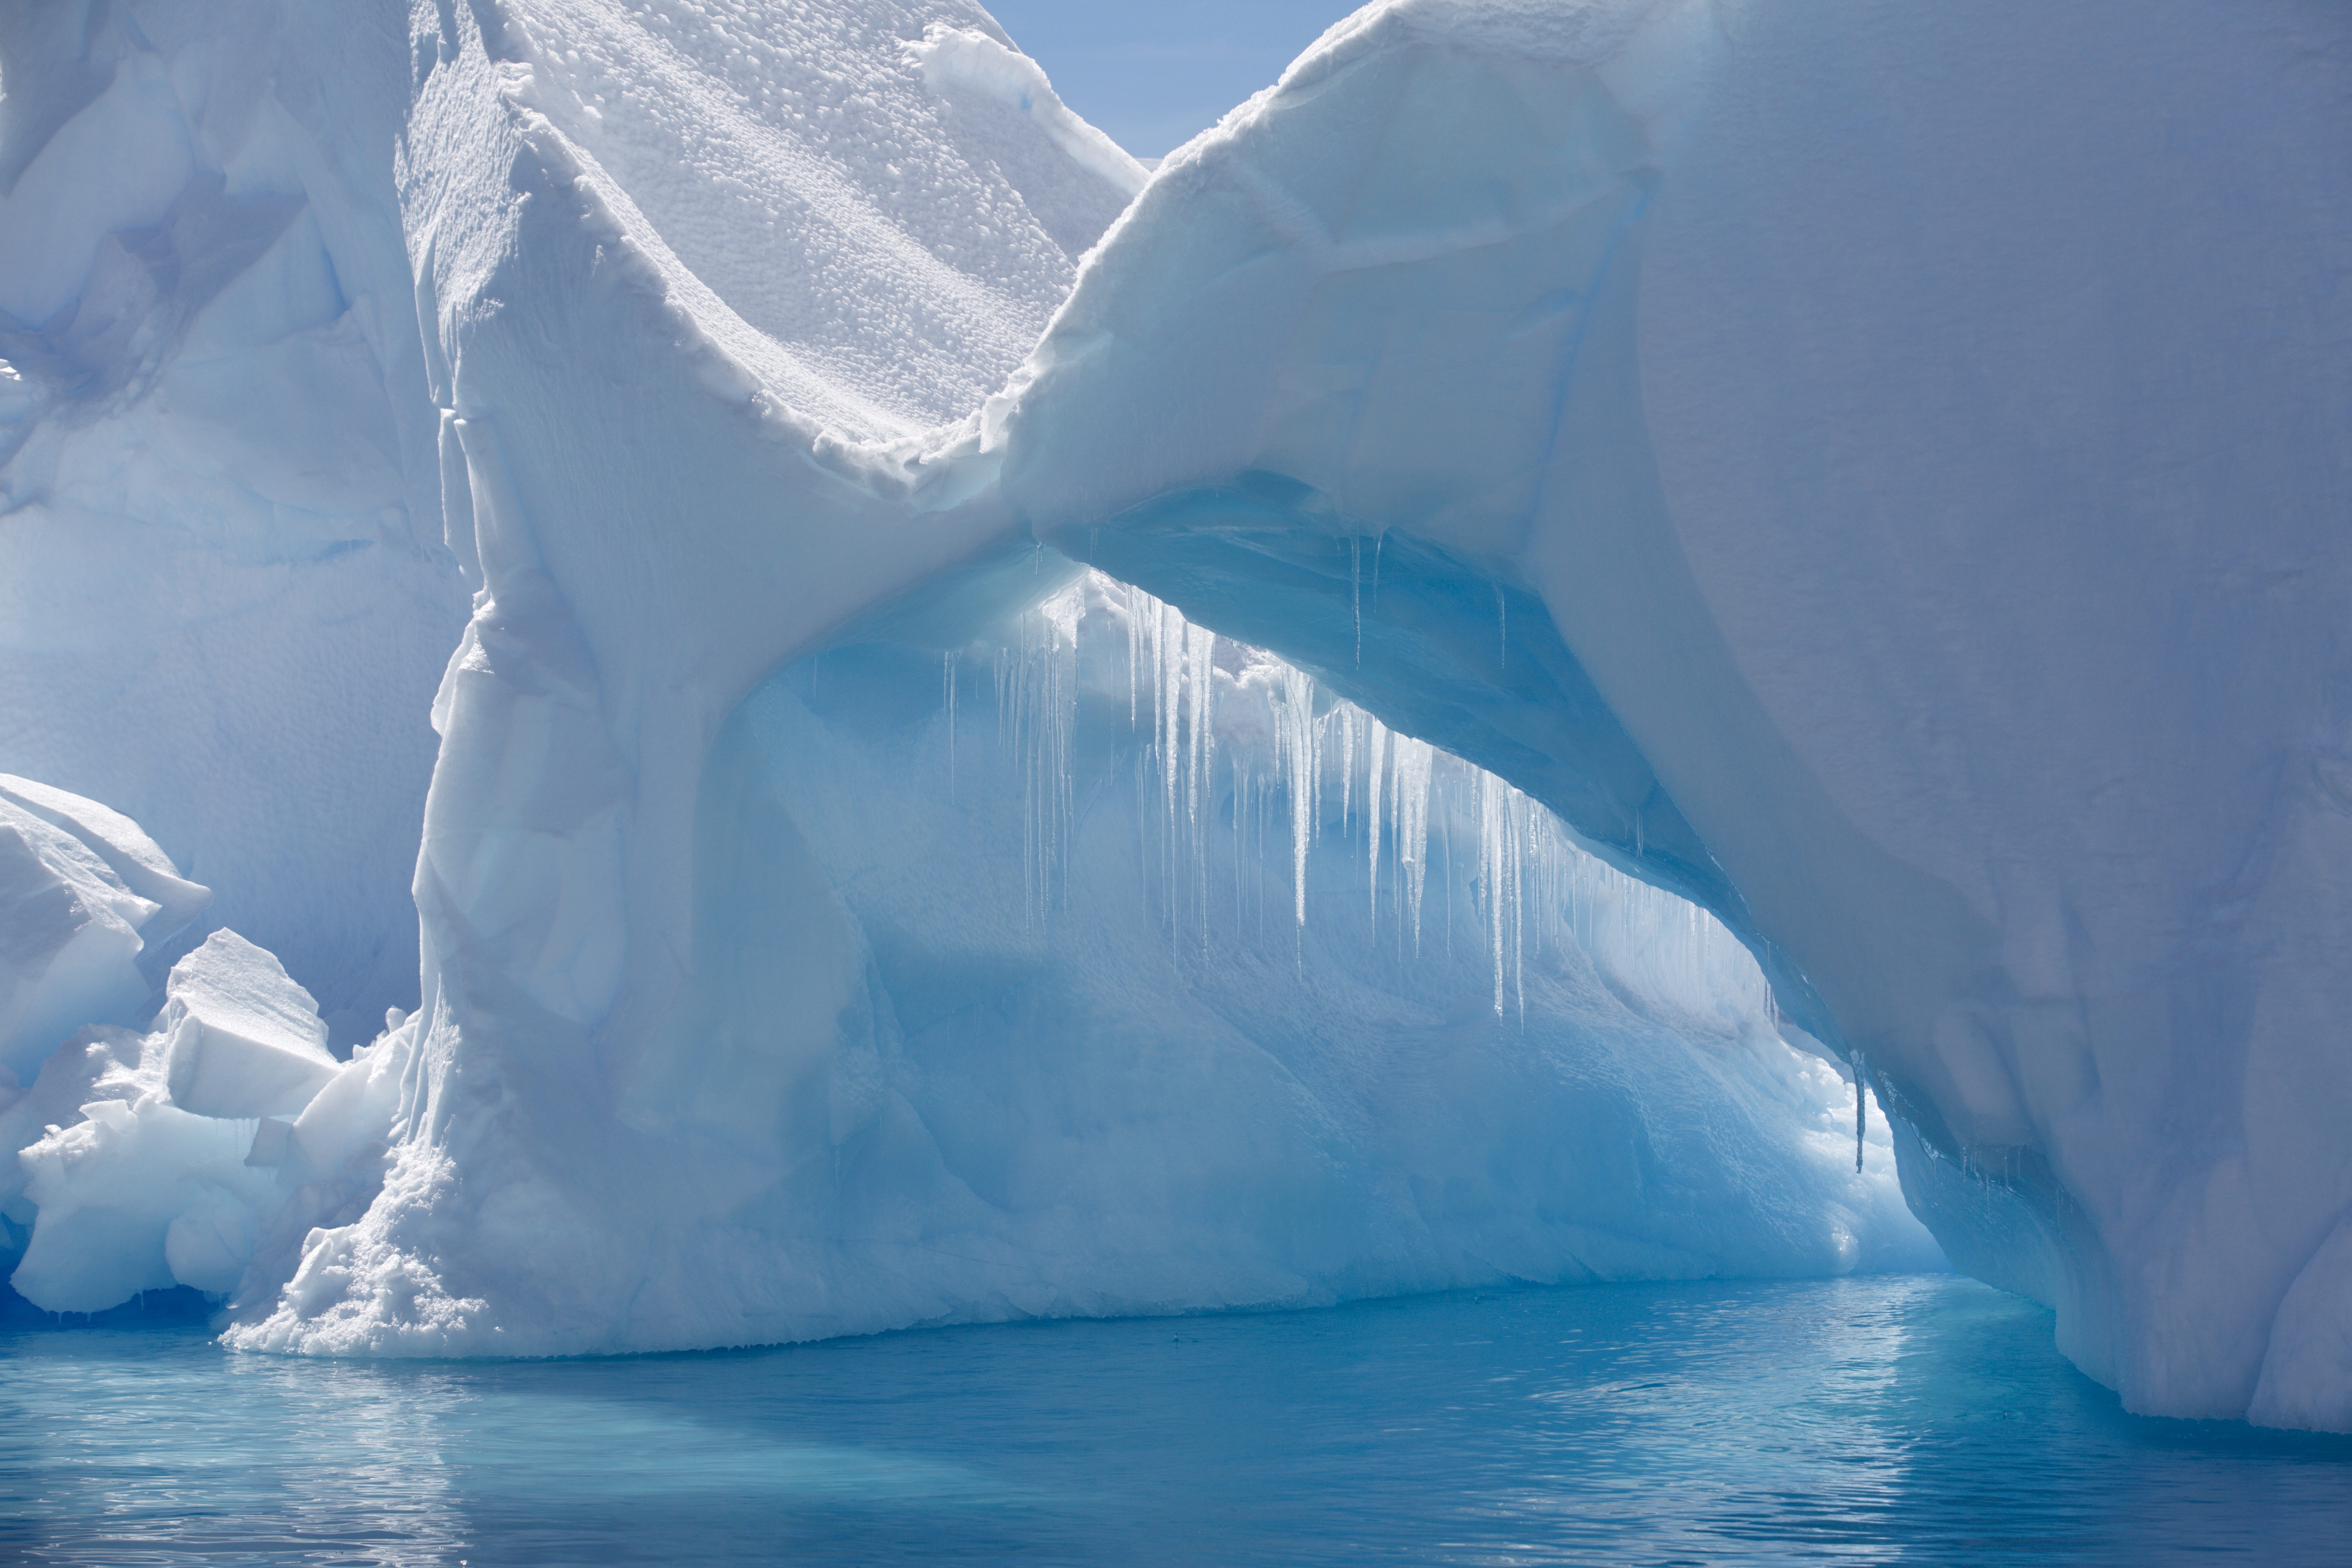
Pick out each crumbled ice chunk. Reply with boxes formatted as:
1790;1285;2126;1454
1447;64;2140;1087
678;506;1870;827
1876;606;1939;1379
158;932;337;1120
4;928;387;1314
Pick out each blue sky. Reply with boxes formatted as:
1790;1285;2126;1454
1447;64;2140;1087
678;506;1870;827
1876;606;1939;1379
981;1;1365;157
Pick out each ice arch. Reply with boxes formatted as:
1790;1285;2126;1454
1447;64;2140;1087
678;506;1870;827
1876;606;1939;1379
232;0;1933;1363
0;0;2341;1431
989;0;2352;1430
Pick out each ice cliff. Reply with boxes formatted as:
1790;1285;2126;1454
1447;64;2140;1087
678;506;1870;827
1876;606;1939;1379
0;0;2346;1430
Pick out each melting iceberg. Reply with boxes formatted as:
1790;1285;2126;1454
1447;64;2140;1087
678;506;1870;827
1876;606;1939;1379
1;0;2347;1431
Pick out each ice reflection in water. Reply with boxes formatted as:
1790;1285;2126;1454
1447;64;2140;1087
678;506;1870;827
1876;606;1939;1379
2;1276;2348;1565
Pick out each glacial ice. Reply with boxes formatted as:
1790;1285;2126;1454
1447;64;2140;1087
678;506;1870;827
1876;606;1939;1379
0;0;2345;1432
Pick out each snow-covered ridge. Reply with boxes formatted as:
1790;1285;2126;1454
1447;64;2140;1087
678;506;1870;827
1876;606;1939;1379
905;25;1147;206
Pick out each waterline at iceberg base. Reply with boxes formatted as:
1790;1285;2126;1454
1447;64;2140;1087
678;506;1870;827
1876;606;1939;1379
0;0;2347;1470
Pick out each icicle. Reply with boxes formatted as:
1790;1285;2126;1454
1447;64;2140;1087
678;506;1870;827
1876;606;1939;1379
942;649;958;802
1187;621;1216;955
1854;1051;1868;1173
1481;772;1505;1015
1340;707;1355;840
1350;537;1363;668
1440;761;1455;960
1396;737;1432;953
1160;603;1182;903
1127;585;1143;730
1233;755;1246;947
1512;791;1526;1025
1282;666;1317;936
1496;583;1507;671
1371;533;1383;617
964;568;1797;1051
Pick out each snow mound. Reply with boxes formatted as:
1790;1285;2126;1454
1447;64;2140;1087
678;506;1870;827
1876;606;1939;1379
0;786;410;1318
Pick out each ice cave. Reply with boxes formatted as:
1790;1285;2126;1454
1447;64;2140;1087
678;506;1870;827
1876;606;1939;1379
0;0;2348;1559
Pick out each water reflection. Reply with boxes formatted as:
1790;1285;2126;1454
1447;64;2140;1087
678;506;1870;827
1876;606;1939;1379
2;1277;2347;1565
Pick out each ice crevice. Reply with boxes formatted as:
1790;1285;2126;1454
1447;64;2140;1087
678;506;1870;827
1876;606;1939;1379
0;0;2345;1433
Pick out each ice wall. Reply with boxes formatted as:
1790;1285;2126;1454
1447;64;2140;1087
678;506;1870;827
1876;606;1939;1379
0;1;471;1042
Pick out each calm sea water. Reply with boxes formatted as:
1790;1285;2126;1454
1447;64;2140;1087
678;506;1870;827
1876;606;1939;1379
1;1274;2345;1565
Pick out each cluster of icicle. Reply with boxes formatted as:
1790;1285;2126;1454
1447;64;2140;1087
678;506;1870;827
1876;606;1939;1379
960;571;1773;1025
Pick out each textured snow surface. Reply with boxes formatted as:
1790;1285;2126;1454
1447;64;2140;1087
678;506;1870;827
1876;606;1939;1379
0;0;2345;1432
469;0;1139;435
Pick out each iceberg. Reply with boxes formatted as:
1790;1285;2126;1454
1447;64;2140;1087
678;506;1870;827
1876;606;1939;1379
0;0;2345;1433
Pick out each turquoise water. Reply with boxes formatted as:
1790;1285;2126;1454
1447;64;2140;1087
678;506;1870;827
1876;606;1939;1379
2;1275;2346;1565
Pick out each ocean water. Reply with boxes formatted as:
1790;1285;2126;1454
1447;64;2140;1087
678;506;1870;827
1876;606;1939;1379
1;1275;2345;1565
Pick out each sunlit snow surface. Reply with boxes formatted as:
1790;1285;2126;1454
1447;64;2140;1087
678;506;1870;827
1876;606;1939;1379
6;1278;2349;1566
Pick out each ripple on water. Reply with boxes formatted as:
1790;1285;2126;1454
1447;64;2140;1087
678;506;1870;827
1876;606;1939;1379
1;1275;2347;1565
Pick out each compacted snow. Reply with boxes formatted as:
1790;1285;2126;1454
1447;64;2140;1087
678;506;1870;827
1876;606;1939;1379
0;0;2345;1430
